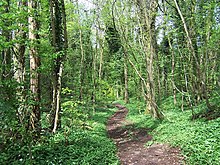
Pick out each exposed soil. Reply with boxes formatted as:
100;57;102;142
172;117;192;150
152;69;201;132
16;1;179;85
107;104;184;165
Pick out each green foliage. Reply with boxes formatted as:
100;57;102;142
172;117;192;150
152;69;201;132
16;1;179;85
153;94;220;165
1;131;118;165
124;92;220;164
61;100;88;129
119;99;161;130
1;104;119;165
153;111;220;164
97;80;116;101
160;93;186;111
105;25;121;54
0;100;18;146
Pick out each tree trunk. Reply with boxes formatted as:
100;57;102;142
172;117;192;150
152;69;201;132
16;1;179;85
13;0;28;125
49;0;68;133
173;0;212;111
124;53;129;103
76;0;85;101
98;39;104;80
136;0;162;119
28;0;41;134
52;63;63;133
167;36;177;105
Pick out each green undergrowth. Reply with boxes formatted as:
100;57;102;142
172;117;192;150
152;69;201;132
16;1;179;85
120;93;220;165
0;103;119;165
154;93;220;165
124;100;161;130
154;109;220;165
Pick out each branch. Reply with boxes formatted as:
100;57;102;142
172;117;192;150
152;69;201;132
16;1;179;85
173;0;199;68
111;0;117;31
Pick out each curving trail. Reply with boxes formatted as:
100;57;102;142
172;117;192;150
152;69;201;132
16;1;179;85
107;104;184;165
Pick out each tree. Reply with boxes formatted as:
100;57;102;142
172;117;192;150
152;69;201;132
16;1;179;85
49;0;68;133
135;0;163;118
28;0;41;134
13;0;28;125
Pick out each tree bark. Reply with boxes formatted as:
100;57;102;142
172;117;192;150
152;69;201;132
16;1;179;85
28;0;41;134
76;0;85;101
173;0;211;110
136;0;163;119
13;0;28;124
52;63;63;133
49;0;68;133
124;53;129;103
167;36;177;105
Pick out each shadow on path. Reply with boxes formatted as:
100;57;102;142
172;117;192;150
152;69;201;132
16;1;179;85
107;104;184;165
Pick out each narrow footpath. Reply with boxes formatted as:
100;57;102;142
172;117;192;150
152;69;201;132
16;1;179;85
107;104;184;165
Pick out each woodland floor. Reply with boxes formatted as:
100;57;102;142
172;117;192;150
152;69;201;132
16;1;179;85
107;104;184;165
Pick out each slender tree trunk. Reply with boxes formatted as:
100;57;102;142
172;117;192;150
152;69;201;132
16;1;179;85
155;53;161;103
92;52;96;104
174;0;212;110
184;64;194;116
13;0;28;125
28;0;41;134
124;53;129;103
49;0;56;130
52;63;63;133
92;26;99;107
2;38;11;80
97;17;104;81
76;0;85;101
49;0;68;133
167;36;177;105
98;40;104;80
136;0;162;119
202;29;211;109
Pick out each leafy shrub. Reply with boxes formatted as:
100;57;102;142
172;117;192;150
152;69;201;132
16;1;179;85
0;104;119;165
62;100;89;129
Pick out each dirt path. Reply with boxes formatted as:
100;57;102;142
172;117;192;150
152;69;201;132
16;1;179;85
107;104;184;165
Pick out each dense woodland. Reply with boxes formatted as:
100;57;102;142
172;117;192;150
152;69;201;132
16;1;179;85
0;0;220;164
